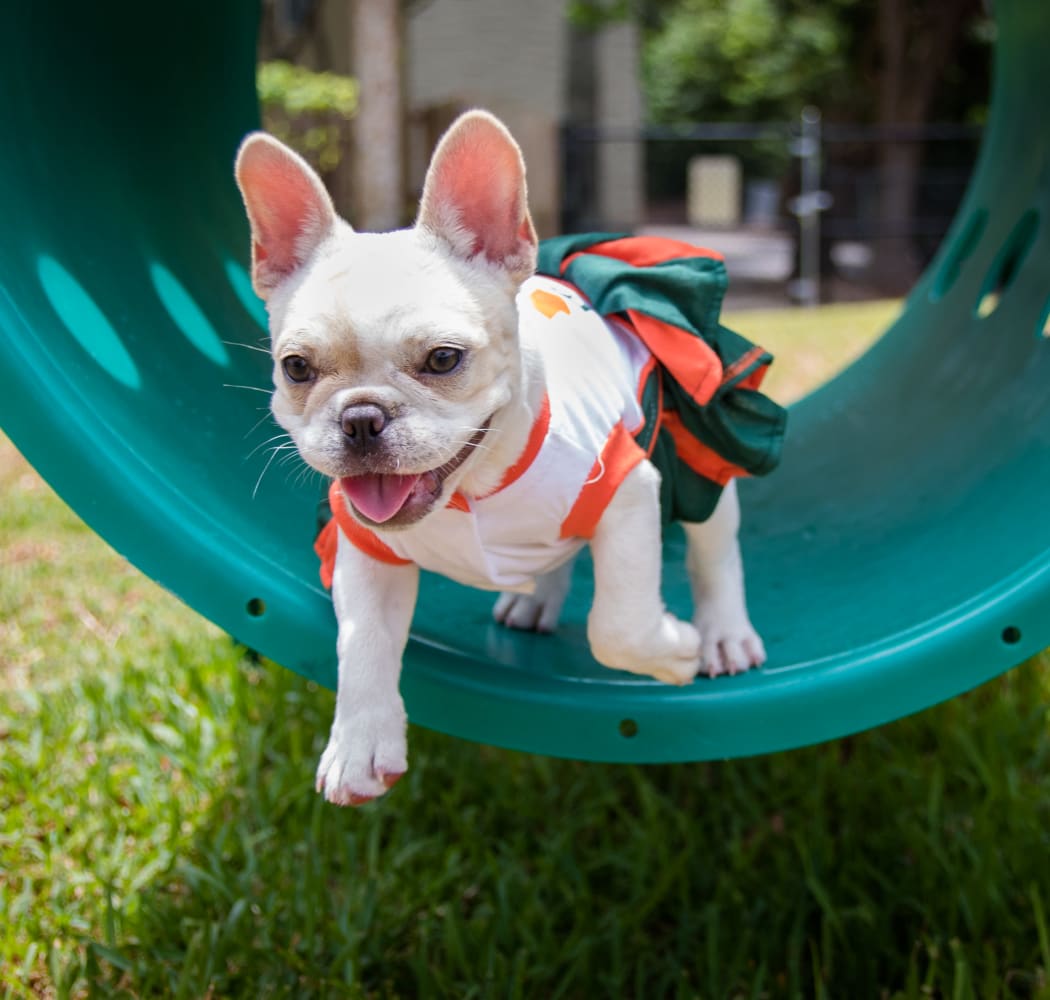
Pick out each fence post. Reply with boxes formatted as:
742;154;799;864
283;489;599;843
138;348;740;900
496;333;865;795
795;106;824;307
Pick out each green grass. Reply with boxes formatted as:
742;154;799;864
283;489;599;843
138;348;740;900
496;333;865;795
728;298;902;406
2;300;1050;998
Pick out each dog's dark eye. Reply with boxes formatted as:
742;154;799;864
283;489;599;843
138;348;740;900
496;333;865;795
423;347;463;375
282;355;313;383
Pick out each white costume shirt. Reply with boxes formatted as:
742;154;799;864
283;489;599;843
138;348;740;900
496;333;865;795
322;275;654;593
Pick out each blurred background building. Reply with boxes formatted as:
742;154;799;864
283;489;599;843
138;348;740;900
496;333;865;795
257;0;992;308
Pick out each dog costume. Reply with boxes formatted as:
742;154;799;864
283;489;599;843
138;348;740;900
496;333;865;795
316;234;787;592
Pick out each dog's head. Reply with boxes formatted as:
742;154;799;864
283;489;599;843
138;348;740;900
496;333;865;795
234;111;537;528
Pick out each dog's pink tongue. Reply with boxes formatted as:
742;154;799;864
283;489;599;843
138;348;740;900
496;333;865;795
340;473;422;523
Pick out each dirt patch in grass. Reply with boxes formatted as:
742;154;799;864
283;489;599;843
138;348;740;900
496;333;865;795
0;435;44;493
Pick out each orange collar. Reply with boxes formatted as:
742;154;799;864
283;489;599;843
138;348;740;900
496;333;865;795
446;393;551;511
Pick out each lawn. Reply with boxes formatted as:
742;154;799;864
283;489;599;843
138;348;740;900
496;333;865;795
2;298;1050;999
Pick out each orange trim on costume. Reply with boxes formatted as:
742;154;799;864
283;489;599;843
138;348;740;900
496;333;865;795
559;422;647;540
720;346;768;388
445;492;471;512
560;236;724;275
320;481;413;583
447;393;552;509
625;309;722;406
315;519;339;589
661;411;749;486
737;366;768;392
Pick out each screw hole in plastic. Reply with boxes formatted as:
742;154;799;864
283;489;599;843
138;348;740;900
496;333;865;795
619;718;639;739
1001;626;1022;645
246;597;266;618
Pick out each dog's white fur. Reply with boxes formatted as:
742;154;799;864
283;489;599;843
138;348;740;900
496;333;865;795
235;111;765;806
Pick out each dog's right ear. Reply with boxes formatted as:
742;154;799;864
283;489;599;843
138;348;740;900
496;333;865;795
234;133;339;300
417;110;537;284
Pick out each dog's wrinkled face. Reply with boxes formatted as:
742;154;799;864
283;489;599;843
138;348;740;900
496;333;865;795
266;231;521;526
235;113;538;528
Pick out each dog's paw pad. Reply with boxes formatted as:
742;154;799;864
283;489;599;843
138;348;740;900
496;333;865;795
698;618;766;678
589;613;701;685
494;592;545;631
493;566;572;634
492;590;563;633
315;708;408;807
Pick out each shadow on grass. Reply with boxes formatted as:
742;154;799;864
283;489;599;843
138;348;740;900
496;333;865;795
70;648;1050;999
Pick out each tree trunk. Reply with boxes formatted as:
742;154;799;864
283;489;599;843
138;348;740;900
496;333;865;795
869;0;978;293
350;0;403;231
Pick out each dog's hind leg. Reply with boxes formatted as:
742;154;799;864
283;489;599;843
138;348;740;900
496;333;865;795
682;480;766;677
492;558;575;633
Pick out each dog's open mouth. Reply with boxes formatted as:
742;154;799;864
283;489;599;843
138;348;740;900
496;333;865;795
340;423;489;527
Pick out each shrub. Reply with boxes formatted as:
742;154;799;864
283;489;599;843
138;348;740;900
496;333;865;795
257;60;358;175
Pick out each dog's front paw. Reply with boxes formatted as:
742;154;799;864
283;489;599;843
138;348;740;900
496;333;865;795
316;702;408;806
695;608;767;678
492;562;573;633
588;611;701;686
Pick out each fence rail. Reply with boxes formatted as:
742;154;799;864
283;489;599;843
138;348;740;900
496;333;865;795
561;115;984;304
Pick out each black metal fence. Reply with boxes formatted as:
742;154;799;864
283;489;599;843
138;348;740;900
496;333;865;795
561;117;983;304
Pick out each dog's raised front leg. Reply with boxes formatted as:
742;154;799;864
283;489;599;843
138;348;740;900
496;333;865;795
682;479;766;677
317;530;420;806
587;461;701;685
492;558;575;633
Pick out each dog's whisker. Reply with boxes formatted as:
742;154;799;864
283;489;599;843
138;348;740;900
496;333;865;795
243;411;277;440
222;340;272;356
224;383;272;395
246;433;294;460
252;444;287;499
277;450;305;470
290;462;324;491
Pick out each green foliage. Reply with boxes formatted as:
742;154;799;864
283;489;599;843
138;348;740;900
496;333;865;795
568;0;635;30
641;0;854;183
644;0;853;124
257;60;358;174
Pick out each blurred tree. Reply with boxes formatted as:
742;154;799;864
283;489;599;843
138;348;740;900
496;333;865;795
640;0;854;190
258;61;358;174
575;0;990;291
643;0;853;126
257;60;358;216
864;0;985;288
351;0;404;230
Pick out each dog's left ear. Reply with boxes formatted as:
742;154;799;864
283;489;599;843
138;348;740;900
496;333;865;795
235;133;339;300
417;110;538;284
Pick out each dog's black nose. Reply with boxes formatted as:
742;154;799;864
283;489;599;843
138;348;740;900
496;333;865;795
340;403;388;448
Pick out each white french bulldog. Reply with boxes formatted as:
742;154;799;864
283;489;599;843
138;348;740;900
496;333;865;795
234;110;766;806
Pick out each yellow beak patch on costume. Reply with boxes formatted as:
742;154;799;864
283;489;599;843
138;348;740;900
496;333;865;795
530;288;570;319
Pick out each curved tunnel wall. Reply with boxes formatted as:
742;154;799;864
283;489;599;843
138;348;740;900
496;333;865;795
0;1;1048;762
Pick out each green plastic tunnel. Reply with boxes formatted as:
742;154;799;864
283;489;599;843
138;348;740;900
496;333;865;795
2;2;1048;763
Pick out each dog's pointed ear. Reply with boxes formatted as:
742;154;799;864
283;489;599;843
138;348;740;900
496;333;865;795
234;133;339;299
417;111;538;284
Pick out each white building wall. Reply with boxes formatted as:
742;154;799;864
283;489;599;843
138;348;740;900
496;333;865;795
405;0;569;237
594;20;645;228
302;0;646;235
